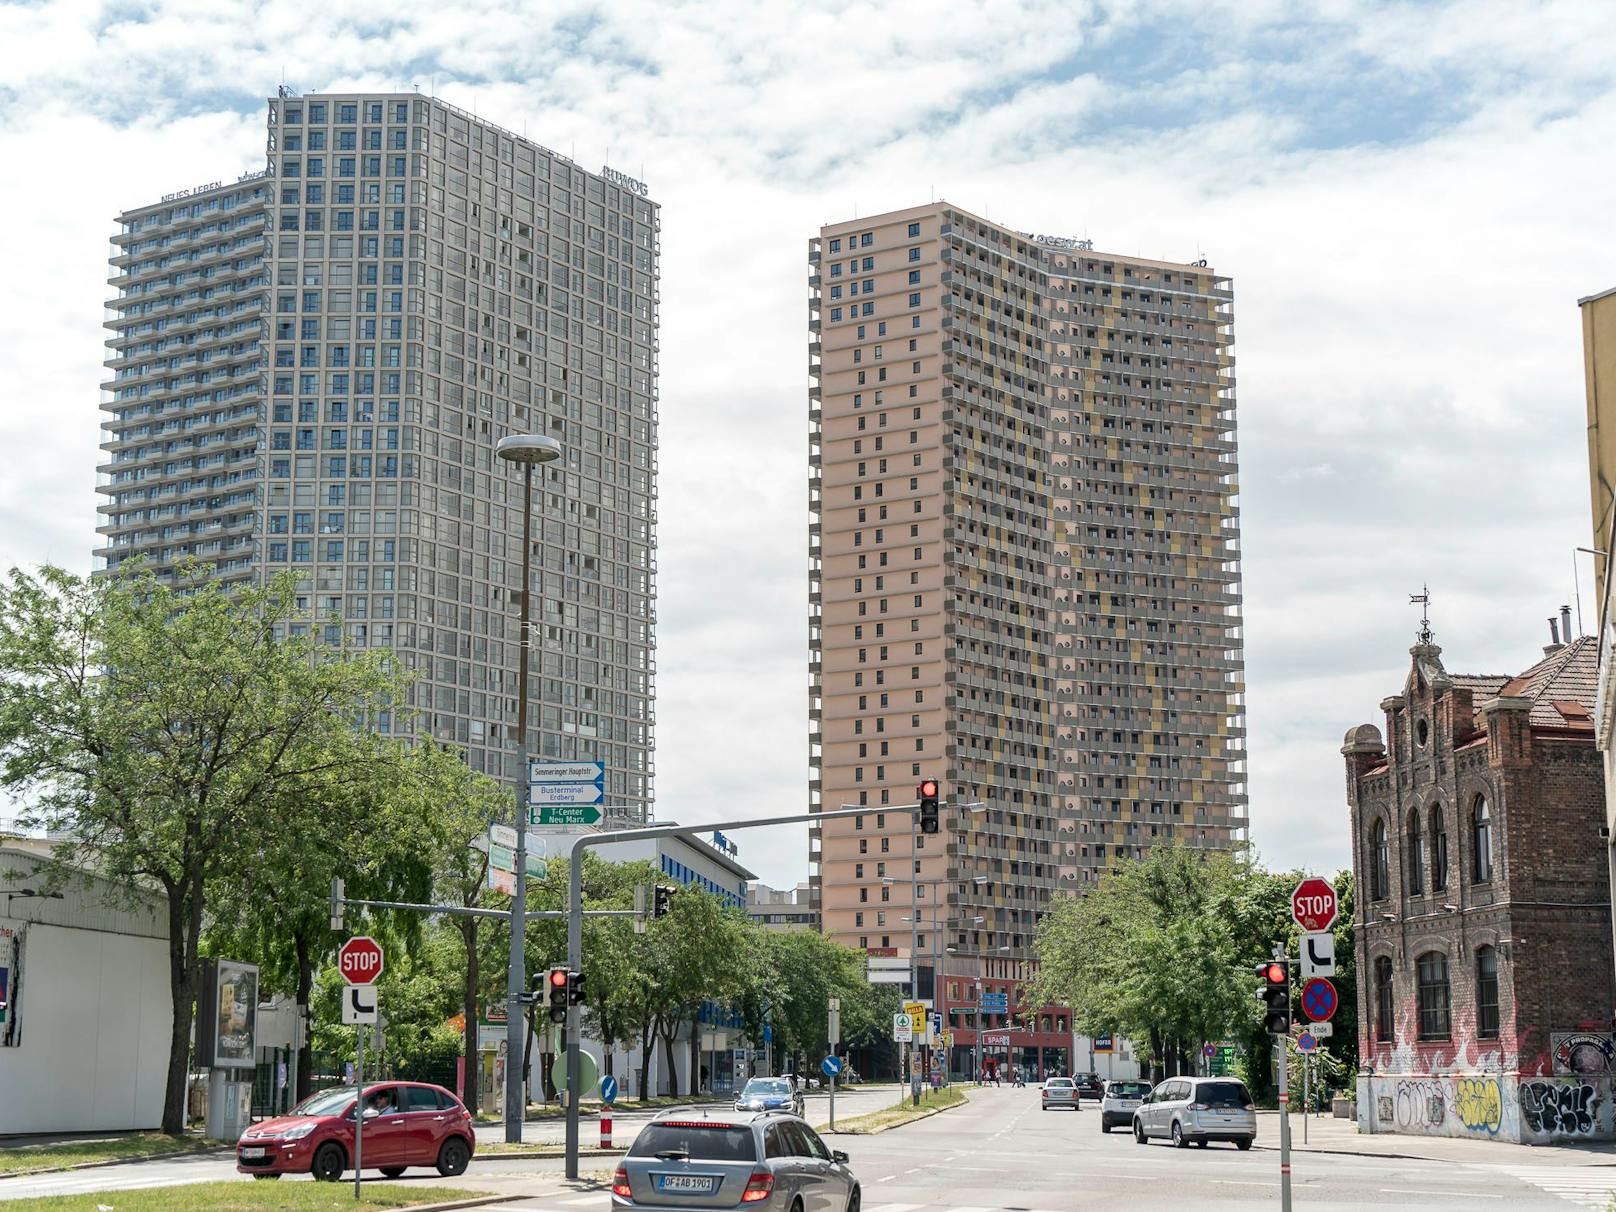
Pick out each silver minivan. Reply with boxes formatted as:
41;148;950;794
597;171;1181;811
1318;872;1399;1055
1132;1076;1256;1150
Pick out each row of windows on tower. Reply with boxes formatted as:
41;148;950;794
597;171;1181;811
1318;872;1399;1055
1367;796;1494;900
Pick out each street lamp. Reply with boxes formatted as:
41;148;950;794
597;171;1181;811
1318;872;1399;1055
495;432;562;1145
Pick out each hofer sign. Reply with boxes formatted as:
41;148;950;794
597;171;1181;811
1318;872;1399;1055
1291;878;1338;933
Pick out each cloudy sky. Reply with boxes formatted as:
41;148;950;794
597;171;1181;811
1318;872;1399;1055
2;0;1613;890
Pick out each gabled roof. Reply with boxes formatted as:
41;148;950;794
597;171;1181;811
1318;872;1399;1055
1508;635;1599;728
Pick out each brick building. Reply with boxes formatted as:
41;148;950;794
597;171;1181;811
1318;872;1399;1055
1344;627;1614;1143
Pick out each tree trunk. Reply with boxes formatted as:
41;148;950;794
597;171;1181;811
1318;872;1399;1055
659;1022;680;1098
459;917;479;1114
638;1018;655;1101
1148;1026;1165;1084
294;929;314;1104
161;886;196;1135
688;1010;703;1096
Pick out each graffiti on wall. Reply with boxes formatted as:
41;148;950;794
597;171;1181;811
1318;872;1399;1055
1395;1079;1447;1131
1519;1081;1598;1137
1454;1077;1503;1135
1376;1095;1394;1125
1552;1034;1615;1077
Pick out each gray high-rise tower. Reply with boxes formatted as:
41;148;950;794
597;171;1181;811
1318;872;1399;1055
99;91;658;817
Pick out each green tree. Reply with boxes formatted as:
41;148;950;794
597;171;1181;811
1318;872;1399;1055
0;564;414;1133
1032;844;1253;1081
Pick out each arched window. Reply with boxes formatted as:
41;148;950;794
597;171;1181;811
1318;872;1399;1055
1417;951;1451;1040
1476;946;1499;1039
1370;818;1390;901
1374;955;1395;1042
1406;810;1425;896
1473;795;1494;884
1430;805;1449;891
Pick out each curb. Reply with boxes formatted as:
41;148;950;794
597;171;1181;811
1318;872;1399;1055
472;1149;625;1161
381;1198;516;1212
1259;1142;1616;1166
1;1144;231;1179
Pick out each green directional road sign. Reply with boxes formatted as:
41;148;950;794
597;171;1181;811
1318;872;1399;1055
488;843;548;878
530;804;603;826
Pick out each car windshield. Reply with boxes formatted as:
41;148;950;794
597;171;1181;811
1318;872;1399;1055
289;1087;354;1117
631;1123;757;1162
1197;1081;1251;1108
1107;1082;1152;1098
742;1079;792;1096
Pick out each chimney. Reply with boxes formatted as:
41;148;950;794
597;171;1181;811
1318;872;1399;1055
1546;616;1563;656
1561;604;1575;642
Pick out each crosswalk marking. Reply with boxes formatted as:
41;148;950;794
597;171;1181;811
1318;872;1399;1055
1486;1165;1616;1209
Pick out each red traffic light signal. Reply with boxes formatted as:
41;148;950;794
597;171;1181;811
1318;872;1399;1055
1259;961;1286;984
548;967;569;989
919;779;939;799
918;778;940;835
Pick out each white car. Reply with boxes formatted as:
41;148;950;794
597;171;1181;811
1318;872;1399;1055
1099;1079;1152;1133
1041;1076;1079;1110
1132;1076;1257;1150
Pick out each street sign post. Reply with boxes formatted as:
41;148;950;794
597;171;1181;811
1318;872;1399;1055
1306;1021;1334;1038
1291;878;1338;933
1300;931;1336;980
529;760;606;785
892;1012;913;1042
1301;977;1339;1022
1296;1032;1317;1054
337;936;384;986
600;1074;619;1105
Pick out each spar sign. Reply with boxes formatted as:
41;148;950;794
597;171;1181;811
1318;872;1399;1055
1291;878;1338;933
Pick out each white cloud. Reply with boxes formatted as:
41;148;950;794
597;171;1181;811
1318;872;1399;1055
2;0;1614;890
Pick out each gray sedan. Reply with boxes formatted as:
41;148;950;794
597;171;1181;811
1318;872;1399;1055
613;1110;860;1212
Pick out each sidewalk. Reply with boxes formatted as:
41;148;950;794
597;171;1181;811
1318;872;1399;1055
1258;1109;1616;1166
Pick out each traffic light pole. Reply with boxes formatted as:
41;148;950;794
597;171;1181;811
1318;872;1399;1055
1274;944;1293;1212
562;801;924;1180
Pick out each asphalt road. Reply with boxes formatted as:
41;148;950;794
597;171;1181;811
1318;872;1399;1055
8;1085;1616;1208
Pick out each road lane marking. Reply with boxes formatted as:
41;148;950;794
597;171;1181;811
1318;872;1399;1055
1380;1190;1500;1200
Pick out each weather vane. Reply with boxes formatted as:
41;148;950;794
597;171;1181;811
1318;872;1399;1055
1410;584;1433;644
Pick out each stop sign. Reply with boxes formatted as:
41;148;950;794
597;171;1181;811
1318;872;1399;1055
1292;878;1338;932
338;935;385;985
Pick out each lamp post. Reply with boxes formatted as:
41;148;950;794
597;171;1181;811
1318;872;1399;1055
495;433;562;1145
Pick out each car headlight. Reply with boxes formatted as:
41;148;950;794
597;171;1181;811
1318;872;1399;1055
279;1123;317;1141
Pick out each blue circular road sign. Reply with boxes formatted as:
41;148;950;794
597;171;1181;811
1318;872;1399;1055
1302;977;1338;1022
822;1055;844;1078
600;1074;619;1105
1297;1032;1317;1054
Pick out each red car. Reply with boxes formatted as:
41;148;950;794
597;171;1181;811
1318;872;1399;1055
236;1081;474;1182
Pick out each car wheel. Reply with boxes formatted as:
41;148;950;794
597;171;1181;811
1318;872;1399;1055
1101;1121;1112;1134
436;1136;471;1177
847;1188;861;1212
381;1166;407;1177
1133;1119;1148;1144
1236;1137;1254;1151
312;1143;346;1182
1172;1121;1189;1149
1195;1139;1208;1149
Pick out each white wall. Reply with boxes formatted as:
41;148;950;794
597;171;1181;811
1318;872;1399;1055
0;921;171;1134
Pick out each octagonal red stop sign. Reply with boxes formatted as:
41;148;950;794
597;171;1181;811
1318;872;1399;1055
338;935;385;986
1292;878;1338;933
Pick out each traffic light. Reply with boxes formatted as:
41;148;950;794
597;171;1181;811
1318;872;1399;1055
1255;960;1290;1034
329;877;345;932
918;779;940;835
568;970;587;1006
653;885;675;918
546;964;569;1023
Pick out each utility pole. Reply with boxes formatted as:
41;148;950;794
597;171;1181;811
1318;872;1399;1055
1274;942;1293;1212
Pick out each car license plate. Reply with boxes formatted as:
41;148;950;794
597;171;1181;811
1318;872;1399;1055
242;1148;266;1159
655;1174;717;1194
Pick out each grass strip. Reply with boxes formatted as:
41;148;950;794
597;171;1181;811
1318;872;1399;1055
0;1135;223;1176
0;1180;480;1211
827;1086;967;1135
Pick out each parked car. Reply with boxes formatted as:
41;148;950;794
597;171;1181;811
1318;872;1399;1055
734;1076;805;1116
1131;1076;1256;1150
1072;1073;1104;1103
1098;1079;1153;1133
613;1108;859;1212
236;1081;475;1181
1041;1076;1079;1110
